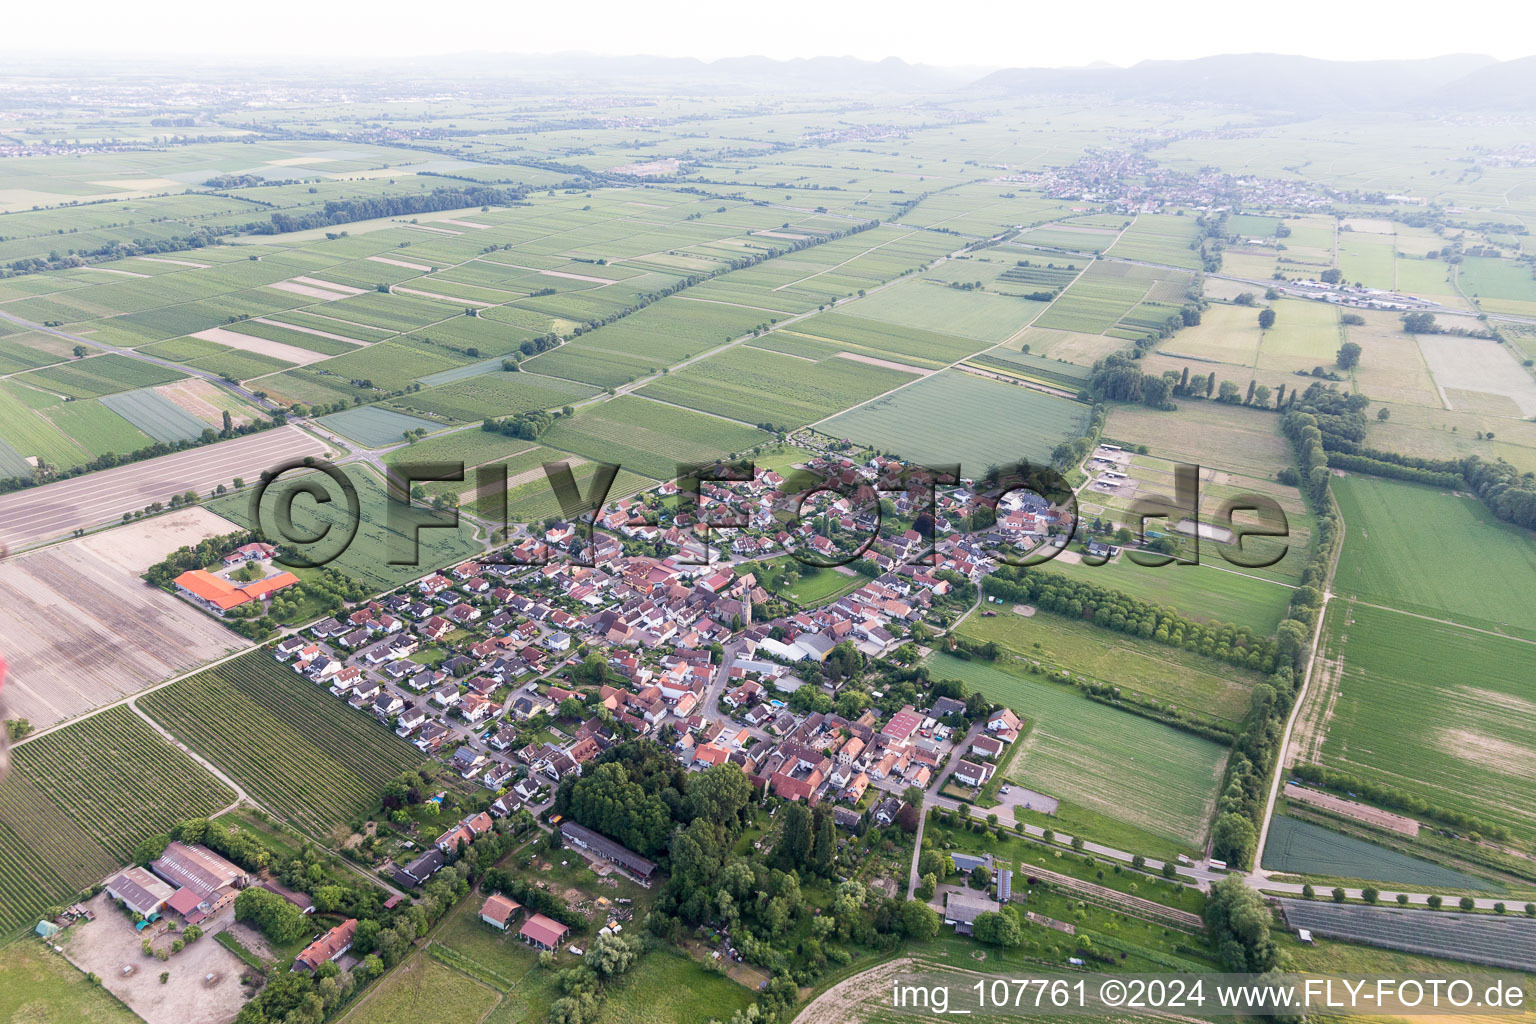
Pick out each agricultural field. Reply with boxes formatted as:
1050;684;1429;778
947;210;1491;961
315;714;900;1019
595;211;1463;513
1417;332;1536;418
924;652;1230;849
1460;255;1536;316
1102;399;1294;480
316;405;446;447
637;343;919;429
1278;899;1536;972
837;275;1048;342
18;353;186;398
1295;601;1536;845
0;508;246;728
0;423;329;548
38;400;153;458
138;652;425;838
388;370;600;423
818;369;1091;473
783;309;996;368
539;395;773;481
965;349;1091;391
99;387;210;442
208;464;481;592
1261;815;1494;890
1103;214;1205;269
0;705;235;936
1331;474;1536;637
1035;554;1294;633
1034;261;1173;335
956;602;1262;726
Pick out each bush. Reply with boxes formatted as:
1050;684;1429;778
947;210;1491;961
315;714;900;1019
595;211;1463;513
1460;896;1475;911
1361;886;1378;904
1427;895;1443;910
1331;887;1346;903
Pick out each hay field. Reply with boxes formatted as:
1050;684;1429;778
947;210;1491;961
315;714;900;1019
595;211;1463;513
1103;400;1294;480
1417;333;1536;417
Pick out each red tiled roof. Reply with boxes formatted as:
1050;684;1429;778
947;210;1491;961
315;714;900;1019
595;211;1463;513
519;912;569;948
481;893;522;927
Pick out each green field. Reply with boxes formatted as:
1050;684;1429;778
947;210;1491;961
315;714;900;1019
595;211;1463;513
99;387;209;442
1104;214;1205;270
956;603;1260;726
316;405;446;447
736;557;866;607
346;953;502;1024
783;310;991;368
0;941;140;1023
1306;600;1536;844
19;353;186;398
138;653;425;838
924;652;1229;848
390;371;599;423
1332;474;1536;638
595;949;755;1024
0;706;235;936
540;395;773;481
209;465;482;591
1261;815;1496;890
818;369;1091;472
967;349;1091;390
1037;556;1293;633
637;344;918;429
41;399;152;457
839;277;1048;342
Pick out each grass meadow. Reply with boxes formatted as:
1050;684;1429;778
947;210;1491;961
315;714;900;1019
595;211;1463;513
956;603;1261;726
924;652;1229;849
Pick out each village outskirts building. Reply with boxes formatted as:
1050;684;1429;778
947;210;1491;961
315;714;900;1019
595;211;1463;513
560;821;657;882
294;918;358;972
942;890;999;935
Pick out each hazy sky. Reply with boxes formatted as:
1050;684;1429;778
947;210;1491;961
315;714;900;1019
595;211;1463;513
9;0;1532;67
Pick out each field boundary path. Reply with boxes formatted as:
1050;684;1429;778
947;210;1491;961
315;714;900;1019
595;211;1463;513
1251;489;1345;882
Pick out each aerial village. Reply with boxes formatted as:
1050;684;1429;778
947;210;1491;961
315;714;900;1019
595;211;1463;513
117;446;1063;957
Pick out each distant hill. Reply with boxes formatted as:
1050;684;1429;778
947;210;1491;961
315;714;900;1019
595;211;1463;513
975;53;1502;111
444;51;972;91
1424;55;1536;109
